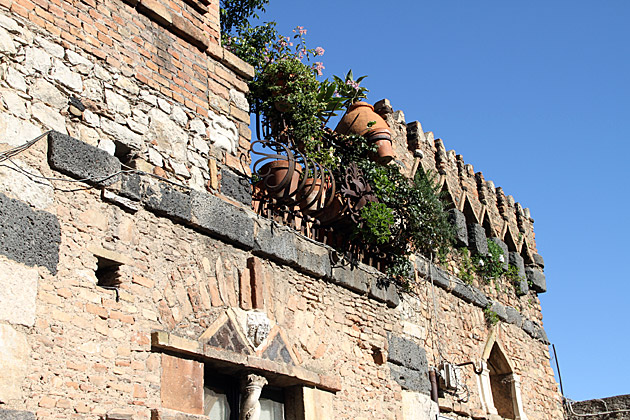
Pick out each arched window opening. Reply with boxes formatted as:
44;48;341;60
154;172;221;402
488;343;515;419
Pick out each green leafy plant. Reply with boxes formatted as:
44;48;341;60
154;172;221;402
458;248;475;285
484;305;500;326
505;264;525;293
477;239;504;283
356;202;395;245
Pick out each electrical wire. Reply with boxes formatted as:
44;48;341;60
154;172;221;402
0;132;193;193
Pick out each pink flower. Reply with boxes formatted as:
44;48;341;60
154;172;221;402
313;61;325;76
315;47;325;56
346;79;360;90
295;26;307;35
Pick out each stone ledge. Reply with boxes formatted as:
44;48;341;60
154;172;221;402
49;132;398;306
48;130;121;187
415;254;549;344
151;331;341;393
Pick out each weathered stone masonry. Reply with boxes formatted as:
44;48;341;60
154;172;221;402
0;0;563;418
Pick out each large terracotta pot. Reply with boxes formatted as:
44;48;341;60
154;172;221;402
335;101;394;163
299;178;324;214
259;160;302;200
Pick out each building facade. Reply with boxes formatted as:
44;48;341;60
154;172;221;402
0;0;563;418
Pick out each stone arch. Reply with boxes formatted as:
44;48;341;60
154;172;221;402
478;332;529;420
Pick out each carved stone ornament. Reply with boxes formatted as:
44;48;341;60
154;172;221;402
246;312;271;347
240;373;268;420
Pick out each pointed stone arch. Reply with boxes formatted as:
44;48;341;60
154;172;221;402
478;331;529;420
503;227;519;253
461;195;479;225
481;209;497;239
439;179;458;211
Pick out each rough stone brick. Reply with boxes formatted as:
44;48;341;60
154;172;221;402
467;223;487;255
0;409;36;420
449;208;468;247
0;325;30;402
509;251;528;295
142;181;192;222
331;264;370;294
191;190;255;249
293;235;331;279
388;363;430;395
119;173;142;201
387;334;429;372
0;192;60;274
505;306;523;327
489;300;508;322
452;282;488;308
489;237;509;270
368;277;400;308
220;168;251;205
253;220;298;265
0;260;38;326
48;130;121;187
247;257;264;310
428;263;451;290
526;267;546;293
160;354;203;415
532;253;545;268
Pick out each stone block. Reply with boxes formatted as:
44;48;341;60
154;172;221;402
293;236;332;279
387;334;428;372
532;253;545;268
449;209;468;247
191;190;255;249
0;325;30;402
368;277;400;308
220;169;251;205
160;354;204;415
522;319;535;337
0;192;60;274
286;386;335;420
142;182;191;222
247;257;264;310
451;282;488;308
489;237;509;270
0;260;39;326
428;263;451;290
489;300;508;322
0;410;36;420
388;363;430;395
504;306;522;328
48;130;121;187
331;264;370;294
401;391;438;420
119;173;142;201
253;221;298;265
526;267;546;293
509;252;525;278
467;223;487;255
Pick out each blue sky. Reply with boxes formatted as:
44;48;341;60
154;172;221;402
251;0;630;401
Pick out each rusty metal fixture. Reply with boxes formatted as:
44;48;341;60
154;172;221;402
340;162;378;224
251;139;336;215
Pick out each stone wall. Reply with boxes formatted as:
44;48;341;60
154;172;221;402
0;1;563;419
566;395;630;420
